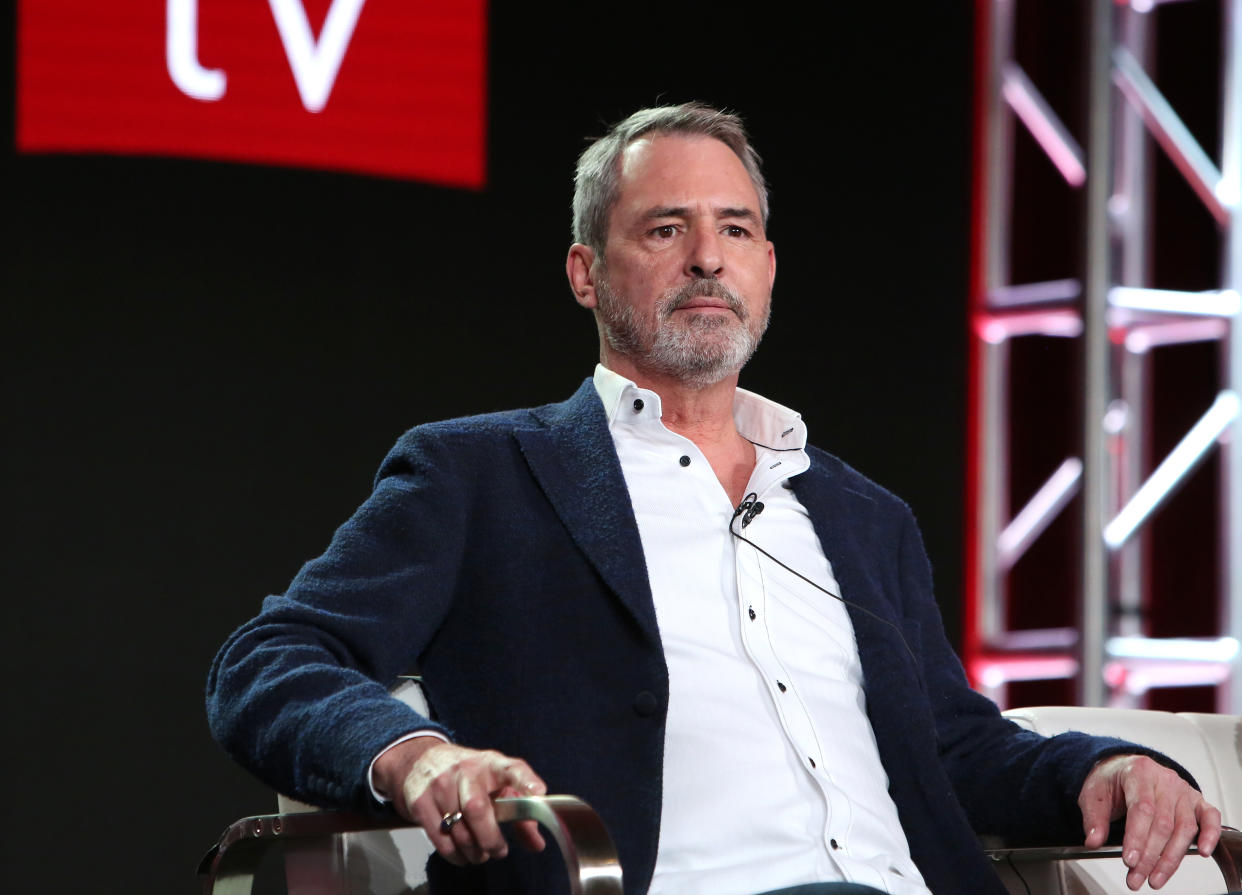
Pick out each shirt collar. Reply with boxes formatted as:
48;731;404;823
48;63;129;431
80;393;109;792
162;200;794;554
591;363;809;452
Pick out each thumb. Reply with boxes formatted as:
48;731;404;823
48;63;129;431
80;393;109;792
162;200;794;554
1078;754;1133;849
1082;814;1108;849
1078;778;1117;848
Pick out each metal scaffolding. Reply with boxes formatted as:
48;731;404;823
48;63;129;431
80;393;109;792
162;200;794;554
965;0;1242;709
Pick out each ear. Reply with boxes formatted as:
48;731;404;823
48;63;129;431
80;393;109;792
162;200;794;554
566;243;598;309
767;241;777;289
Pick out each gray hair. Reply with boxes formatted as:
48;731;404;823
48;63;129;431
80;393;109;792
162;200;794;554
571;102;770;253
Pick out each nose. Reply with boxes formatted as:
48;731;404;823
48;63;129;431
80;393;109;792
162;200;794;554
685;226;724;279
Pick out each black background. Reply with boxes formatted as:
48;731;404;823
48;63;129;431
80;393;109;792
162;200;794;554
2;6;973;891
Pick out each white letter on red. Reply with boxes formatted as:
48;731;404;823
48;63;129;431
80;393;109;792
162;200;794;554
166;0;227;101
268;0;367;113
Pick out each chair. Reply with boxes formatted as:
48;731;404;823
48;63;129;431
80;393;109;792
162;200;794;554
988;706;1242;894
200;702;1242;894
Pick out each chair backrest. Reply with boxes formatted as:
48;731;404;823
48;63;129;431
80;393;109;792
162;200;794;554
1177;712;1242;824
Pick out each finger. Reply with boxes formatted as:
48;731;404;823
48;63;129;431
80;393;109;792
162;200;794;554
1118;774;1157;886
463;755;546;858
1144;794;1201;890
459;766;508;860
410;797;467;867
513;818;547;853
448;809;486;864
492;756;547;798
419;766;487;864
496;785;546;853
1195;802;1222;858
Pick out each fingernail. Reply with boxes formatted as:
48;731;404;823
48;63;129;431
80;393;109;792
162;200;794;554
1150;871;1167;888
1124;849;1139;867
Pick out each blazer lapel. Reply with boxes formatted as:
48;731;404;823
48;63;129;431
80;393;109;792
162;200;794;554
789;462;921;693
516;380;661;647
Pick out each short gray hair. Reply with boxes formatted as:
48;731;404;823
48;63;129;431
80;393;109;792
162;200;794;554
571;102;770;252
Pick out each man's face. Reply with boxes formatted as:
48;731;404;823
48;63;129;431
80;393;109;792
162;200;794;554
591;135;775;387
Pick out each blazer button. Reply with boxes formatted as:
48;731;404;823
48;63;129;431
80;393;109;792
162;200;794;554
633;690;659;717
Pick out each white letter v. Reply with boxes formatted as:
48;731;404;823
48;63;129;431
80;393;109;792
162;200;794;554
268;0;367;113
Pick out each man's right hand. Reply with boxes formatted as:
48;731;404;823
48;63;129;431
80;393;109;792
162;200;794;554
372;737;547;866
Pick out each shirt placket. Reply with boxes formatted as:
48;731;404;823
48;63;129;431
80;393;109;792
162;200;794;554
732;487;857;882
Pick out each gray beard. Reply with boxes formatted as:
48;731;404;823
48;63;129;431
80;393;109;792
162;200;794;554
595;275;769;388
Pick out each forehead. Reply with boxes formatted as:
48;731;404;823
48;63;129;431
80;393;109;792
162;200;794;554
613;134;760;215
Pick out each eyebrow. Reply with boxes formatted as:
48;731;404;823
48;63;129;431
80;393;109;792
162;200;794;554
643;205;760;223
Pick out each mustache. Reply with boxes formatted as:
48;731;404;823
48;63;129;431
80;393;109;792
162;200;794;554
660;279;748;319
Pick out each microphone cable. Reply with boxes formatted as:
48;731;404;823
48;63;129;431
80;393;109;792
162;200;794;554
729;492;918;666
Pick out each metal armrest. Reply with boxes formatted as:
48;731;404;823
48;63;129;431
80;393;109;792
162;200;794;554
198;794;623;895
984;826;1242;891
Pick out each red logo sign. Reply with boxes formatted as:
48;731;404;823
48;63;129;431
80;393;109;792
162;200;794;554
16;1;488;187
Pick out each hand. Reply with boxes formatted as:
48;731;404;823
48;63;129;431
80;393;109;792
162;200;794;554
373;737;547;866
1079;753;1222;890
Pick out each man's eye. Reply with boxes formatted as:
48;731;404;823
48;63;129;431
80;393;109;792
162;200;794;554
724;225;750;238
652;225;676;238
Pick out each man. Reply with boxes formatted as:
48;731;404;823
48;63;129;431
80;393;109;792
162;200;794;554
208;103;1222;895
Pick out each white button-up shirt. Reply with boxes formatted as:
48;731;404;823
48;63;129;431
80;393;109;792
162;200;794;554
594;364;930;895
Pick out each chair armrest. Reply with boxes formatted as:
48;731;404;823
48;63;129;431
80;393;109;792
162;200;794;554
198;794;623;895
983;826;1242;891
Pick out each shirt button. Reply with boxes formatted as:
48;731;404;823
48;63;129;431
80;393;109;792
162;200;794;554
830;838;839;850
808;757;817;768
632;398;644;412
679;455;691;467
748;606;756;620
776;681;787;693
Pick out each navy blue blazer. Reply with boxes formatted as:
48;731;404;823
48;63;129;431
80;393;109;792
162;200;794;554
208;380;1173;895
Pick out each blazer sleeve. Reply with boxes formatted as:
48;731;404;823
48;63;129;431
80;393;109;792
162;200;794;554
205;427;466;811
895;510;1197;844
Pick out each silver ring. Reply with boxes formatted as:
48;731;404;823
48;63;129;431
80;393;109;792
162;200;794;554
440;810;464;834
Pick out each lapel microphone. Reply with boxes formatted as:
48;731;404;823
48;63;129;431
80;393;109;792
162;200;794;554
733;492;765;528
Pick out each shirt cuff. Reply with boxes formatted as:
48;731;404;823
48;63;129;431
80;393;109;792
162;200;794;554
367;730;452;804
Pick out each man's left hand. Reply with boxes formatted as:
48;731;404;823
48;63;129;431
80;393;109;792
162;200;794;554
1079;753;1222;891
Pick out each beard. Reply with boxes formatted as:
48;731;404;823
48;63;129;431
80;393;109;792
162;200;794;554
594;272;770;388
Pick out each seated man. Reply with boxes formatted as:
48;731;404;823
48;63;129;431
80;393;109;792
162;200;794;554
207;103;1222;895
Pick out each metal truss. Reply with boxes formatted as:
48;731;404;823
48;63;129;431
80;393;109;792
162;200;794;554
965;0;1242;709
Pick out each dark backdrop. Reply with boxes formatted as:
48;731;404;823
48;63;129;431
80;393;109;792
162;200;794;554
1;7;972;892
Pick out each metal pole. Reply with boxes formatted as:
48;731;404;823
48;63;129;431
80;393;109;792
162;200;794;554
981;336;1010;644
1080;0;1115;707
985;0;1016;297
1117;345;1147;637
1223;0;1242;714
977;0;1017;654
1113;4;1153;639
